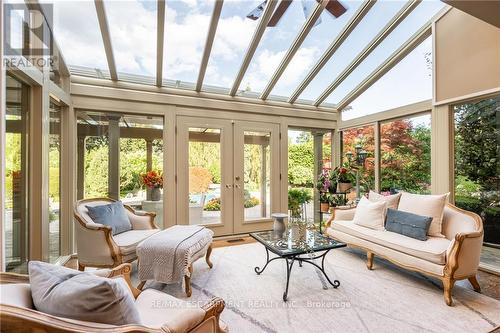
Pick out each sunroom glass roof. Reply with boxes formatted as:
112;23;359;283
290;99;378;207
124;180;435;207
47;0;447;111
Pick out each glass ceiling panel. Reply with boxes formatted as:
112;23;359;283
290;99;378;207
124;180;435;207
297;0;407;102
163;0;215;86
105;0;157;77
341;37;432;120
269;0;364;98
201;0;261;91
49;0;108;72
323;0;445;106
238;0;313;96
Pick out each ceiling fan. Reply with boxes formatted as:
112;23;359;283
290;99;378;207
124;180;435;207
247;0;347;27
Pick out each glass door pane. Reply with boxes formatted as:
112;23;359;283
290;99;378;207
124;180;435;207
5;74;29;273
234;122;279;234
49;101;62;263
177;117;233;236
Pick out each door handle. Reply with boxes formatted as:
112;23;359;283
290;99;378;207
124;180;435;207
225;184;233;189
234;184;241;189
235;176;241;181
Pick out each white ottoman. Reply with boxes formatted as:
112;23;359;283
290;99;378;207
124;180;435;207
136;225;214;297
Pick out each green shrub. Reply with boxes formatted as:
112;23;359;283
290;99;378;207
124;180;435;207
204;198;221;211
454;195;482;215
244;197;260;208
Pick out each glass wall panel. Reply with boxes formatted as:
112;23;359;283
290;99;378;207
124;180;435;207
48;101;62;263
454;97;499;252
5;74;29;272
341;125;375;201
380;114;431;194
243;131;271;220
188;128;222;225
77;111;164;225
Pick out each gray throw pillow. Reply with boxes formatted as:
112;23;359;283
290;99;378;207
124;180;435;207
29;261;141;325
385;208;433;241
86;201;132;235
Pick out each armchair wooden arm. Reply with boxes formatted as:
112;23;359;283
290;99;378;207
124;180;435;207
201;297;225;332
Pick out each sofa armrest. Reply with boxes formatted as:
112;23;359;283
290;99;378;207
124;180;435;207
201;297;225;333
325;207;356;229
445;231;484;279
124;205;159;230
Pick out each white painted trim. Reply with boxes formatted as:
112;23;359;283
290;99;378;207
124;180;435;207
156;0;166;87
94;0;117;81
433;87;500;106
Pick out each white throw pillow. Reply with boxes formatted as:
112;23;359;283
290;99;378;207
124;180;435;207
397;192;449;237
368;191;402;210
353;196;387;230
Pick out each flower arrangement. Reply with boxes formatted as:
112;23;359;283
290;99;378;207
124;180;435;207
141;170;163;189
316;169;332;201
331;165;355;184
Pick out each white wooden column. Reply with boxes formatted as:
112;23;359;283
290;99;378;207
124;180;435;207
107;116;120;200
0;0;5;270
431;104;454;200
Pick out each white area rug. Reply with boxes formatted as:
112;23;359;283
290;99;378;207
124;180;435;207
139;243;500;333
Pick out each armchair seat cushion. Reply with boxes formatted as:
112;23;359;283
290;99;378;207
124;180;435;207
114;229;160;255
330;220;450;264
135;289;205;330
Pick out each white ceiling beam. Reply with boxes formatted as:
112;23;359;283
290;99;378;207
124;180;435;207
229;0;278;97
95;0;118;81
287;0;375;104
336;24;432;111
196;0;224;92
313;0;420;106
156;0;166;87
260;0;328;100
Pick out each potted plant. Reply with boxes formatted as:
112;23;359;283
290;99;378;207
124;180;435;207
288;188;312;218
332;166;354;193
316;169;331;213
141;170;163;201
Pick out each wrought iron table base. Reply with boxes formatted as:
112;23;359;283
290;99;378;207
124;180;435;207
254;247;340;301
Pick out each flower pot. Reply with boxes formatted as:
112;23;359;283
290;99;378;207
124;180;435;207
320;202;329;213
337;182;352;193
151;187;162;201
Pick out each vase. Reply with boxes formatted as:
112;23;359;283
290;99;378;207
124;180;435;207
151;187;162;201
272;213;288;237
320;202;329;213
338;182;352;193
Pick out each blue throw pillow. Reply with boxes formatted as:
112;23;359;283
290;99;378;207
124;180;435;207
385;208;433;241
86;201;132;235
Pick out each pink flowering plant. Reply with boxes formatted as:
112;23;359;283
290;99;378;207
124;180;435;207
316;169;334;202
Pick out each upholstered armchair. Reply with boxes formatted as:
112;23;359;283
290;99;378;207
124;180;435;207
0;263;227;333
74;198;160;270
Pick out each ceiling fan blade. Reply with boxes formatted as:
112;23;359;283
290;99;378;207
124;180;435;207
247;0;268;20
267;0;293;27
320;0;347;18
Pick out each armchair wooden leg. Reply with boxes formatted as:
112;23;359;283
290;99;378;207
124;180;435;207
185;265;193;297
366;252;374;270
443;276;455;306
206;244;213;269
78;262;85;271
468;275;481;292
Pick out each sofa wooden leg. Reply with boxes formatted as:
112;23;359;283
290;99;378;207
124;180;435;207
468;275;481;292
443;276;455;306
185;265;193;297
137;280;146;291
366;252;374;270
78;262;85;271
206;244;213;269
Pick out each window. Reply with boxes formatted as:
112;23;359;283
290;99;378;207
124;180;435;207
48;101;62;263
380;114;431;194
454;97;499;250
341;125;375;199
5;74;29;272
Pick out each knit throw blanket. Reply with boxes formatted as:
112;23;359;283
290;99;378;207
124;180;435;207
136;225;214;284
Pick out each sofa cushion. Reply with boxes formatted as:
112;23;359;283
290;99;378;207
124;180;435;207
86;201;132;235
331;220;450;264
353;197;386;230
0;283;34;309
114;229;160;255
29;261;141;326
385;208;433;241
368;191;401;210
135;289;205;330
398;192;448;238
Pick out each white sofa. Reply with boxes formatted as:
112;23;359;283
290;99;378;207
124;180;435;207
0;263;226;333
74;198;160;270
326;203;483;306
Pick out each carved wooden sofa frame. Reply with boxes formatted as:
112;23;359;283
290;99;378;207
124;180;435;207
326;203;484;306
0;263;226;333
74;198;159;270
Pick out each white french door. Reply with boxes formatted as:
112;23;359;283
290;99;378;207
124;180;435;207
176;116;280;236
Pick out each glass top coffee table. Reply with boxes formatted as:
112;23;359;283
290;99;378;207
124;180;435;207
250;230;346;301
